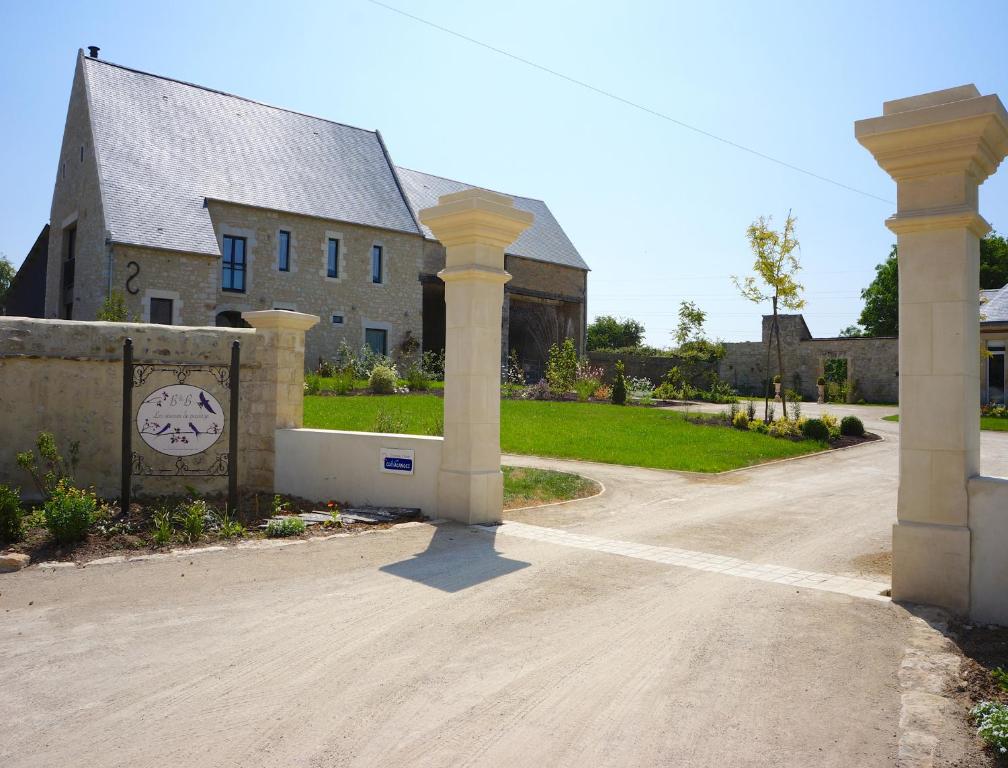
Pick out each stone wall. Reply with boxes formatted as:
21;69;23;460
718;315;899;403
0;313;313;500
587;351;716;388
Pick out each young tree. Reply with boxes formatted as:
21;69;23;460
858;246;898;336
0;254;15;311
733;212;805;421
96;289;131;322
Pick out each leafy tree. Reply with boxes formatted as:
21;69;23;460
96;289;131;322
980;231;1008;289
586;315;645;351
672;300;724;380
733;212;805;421
858;247;898;336
839;324;865;337
0;253;14;310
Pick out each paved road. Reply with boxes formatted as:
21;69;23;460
1;405;1003;767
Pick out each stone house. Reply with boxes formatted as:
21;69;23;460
980;285;1008;405
13;48;588;372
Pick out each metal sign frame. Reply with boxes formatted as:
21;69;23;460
121;338;240;512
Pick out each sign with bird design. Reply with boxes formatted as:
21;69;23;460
136;384;225;457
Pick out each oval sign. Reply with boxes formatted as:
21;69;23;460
136;384;224;456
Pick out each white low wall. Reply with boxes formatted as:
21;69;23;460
275;429;442;516
968;476;1008;625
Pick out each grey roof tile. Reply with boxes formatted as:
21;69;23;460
982;285;1008;323
395;166;589;271
83;57;419;255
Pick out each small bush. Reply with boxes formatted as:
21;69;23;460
151;509;173;547
749;421;769;434
176;499;210;543
43;480;97;544
971;701;1008;756
545;339;578;395
331;368;355;395
215;508;246;538
374;408;408;434
801;418;830;442
0;485;23;544
768;418;802;438
611;361;627;405
820;413;840;439
992;666;1008;693
746;400;756;421
369;364;398;394
421;349;445;381
16;431;80;499
405;364;431;392
732;411;750;430
574;377;600;402
304;372;322;395
266;517;305;538
523;378;552;401
840;416;865;437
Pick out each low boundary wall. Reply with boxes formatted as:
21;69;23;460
275;429;443;515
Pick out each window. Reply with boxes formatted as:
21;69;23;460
331;314;344;325
371;245;383;284
222;235;246;292
278;230;290;272
61;224;76;319
149;297;174;325
365;328;387;356
327;238;339;278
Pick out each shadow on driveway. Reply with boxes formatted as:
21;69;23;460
379;524;530;593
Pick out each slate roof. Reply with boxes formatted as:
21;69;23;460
81;55;588;272
395;166;589;271
981;285;1008;324
83;56;419;256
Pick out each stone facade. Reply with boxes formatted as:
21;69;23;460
718;315;899;403
0;313;313;500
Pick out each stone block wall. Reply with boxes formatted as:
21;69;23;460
0;315;311;500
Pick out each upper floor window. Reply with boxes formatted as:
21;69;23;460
222;235;246;292
278;230;290;272
61;224;76;319
371;245;383;284
327;238;339;278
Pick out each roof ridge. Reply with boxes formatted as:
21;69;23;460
81;53;378;137
395;164;546;205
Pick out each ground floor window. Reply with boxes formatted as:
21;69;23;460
365;328;387;356
149;297;174;325
988;342;1005;405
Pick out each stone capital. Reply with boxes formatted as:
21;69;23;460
419;188;535;251
856;85;1008;186
241;310;320;332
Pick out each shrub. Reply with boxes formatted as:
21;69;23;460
266;517;306;538
791;399;802;421
546;339;578;395
971;701;1008;755
594;384;611;400
611;361;627;405
316;359;336;377
16;431;80;499
369;364;398;394
43;480;97;544
801;418;830;442
374;408;407;434
816;376;826;386
574;358;604;402
304;372;322;395
523;378;552;401
749;421;769;434
405;364;431;392
215;507;246;538
421;349;445;381
840;416;865;437
176;499;210;543
574;378;599;402
820;413;840;439
768;418;802;438
626;376;654;397
0;485;23;544
97;289;131;321
332;368;355;395
746;400;757;421
732;411;750;430
151;509;173;547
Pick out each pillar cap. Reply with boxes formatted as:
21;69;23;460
419;188;534;249
242;310;320;332
856;85;1008;183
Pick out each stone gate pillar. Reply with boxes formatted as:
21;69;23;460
857;86;1008;613
419;190;534;524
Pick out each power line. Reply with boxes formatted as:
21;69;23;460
366;0;894;205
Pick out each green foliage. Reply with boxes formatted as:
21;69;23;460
859;247;899;336
501;349;527;398
331;368;355;395
839;324;865;337
840;416;865;437
421;350;445;381
748;420;769;434
266;517;305;538
746;400;757;421
423;413;444;436
801;418;830;442
573;359;605;402
304;372;322;395
16;431;80;499
971;700;1008;755
980;232;1008;289
176;499;210;543
96;289;130;321
0;484;23;544
43;480;97;544
732;411;750;430
991;667;1008;693
0;253;14;309
374;408;407;434
819;413;840;439
502;466;598;508
546;338;578;394
587;315;645;351
151;510;173;547
733;214;805;310
405;364;431;392
368;363;398;394
816;376;826;386
271;495;289;516
767;418;802;438
216;507;246;538
611;360;627;405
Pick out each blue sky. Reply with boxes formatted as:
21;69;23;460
1;0;1006;342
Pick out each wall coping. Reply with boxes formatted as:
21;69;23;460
242;310;320;332
277;427;444;443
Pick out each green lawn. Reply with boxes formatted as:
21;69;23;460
883;414;1008;432
502;466;600;509
303;395;823;472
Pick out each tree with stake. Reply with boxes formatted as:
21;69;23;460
733;213;805;421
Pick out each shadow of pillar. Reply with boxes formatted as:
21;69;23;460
379;524;530;593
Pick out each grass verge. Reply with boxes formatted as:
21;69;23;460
883;414;1008;432
503;466;600;510
303;396;824;472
